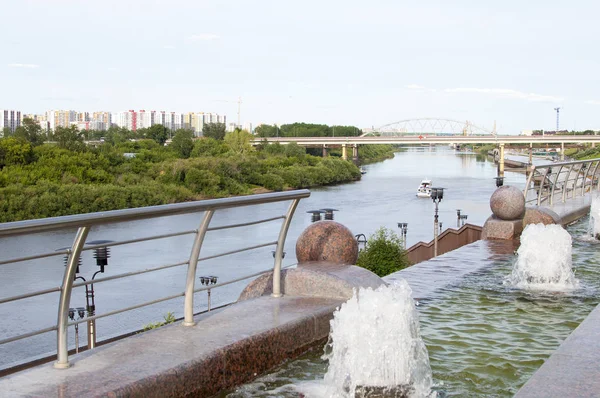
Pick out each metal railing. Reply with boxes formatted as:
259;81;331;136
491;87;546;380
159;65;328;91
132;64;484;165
523;159;600;206
0;189;310;369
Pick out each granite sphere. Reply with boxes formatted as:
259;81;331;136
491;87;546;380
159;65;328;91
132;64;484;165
490;185;526;220
296;220;358;265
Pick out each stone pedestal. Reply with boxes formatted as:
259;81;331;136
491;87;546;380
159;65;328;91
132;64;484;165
481;216;524;240
482;185;527;240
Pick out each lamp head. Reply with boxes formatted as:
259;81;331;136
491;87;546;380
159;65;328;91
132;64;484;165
86;240;114;273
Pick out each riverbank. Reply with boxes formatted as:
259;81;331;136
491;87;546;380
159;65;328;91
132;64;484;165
0;139;396;222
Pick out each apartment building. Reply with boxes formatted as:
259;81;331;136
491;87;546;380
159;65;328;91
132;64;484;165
0;109;21;134
46;110;77;130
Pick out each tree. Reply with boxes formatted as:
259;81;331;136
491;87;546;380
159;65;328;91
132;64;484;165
53;125;85;151
170;129;195;158
356;227;410;277
255;124;279;137
14;118;45;146
2;127;12;138
224;129;255;155
146;124;168;145
191;137;229;157
0;137;34;169
202;123;227;140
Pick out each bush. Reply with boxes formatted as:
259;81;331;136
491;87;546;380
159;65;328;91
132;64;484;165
356;227;410;277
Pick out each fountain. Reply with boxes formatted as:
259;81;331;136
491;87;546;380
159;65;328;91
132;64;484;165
300;281;433;398
506;223;578;290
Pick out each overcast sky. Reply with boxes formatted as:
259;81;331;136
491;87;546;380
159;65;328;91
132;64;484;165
2;0;599;134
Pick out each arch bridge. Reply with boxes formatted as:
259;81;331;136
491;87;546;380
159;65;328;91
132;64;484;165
367;118;495;137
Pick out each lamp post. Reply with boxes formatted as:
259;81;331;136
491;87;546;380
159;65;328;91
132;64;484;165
199;276;218;311
58;239;113;352
460;214;468;227
307;210;324;223
320;208;338;220
68;307;86;353
431;187;444;257
456;209;461;228
397;223;408;249
84;240;112;349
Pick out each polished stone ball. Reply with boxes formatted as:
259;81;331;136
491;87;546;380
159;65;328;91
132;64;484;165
490;185;526;220
295;220;358;265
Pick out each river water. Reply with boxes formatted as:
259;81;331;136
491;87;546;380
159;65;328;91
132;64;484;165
0;147;528;370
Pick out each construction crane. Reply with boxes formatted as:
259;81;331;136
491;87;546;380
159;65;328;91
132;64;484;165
554;107;561;131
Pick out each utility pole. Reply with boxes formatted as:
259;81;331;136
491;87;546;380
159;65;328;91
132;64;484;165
554;107;561;132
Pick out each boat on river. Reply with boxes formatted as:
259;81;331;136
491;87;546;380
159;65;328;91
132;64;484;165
416;179;432;198
360;167;367;175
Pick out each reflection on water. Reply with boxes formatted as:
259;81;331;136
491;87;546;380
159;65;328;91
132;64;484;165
0;147;524;370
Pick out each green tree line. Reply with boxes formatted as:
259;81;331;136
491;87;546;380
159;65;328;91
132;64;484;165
0;120;394;222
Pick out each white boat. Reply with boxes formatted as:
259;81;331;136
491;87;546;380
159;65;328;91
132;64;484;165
416;179;432;198
360;166;367;175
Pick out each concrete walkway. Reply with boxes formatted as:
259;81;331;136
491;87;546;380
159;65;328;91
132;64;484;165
543;194;593;225
515;302;600;397
0;296;343;397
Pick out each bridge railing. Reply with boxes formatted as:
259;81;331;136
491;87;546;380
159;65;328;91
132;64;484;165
523;159;600;206
0;190;310;369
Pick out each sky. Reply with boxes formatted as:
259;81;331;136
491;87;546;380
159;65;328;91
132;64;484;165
1;0;600;134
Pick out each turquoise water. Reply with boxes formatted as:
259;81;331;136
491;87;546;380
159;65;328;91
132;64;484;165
222;216;600;397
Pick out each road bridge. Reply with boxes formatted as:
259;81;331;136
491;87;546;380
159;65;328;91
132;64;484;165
251;135;600;163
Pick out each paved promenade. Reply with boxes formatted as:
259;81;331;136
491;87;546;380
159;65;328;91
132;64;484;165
0;296;342;397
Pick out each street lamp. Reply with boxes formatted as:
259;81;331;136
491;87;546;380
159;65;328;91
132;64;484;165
68;307;86;353
494;176;505;187
456;209;461;228
397;223;408;249
460;214;468;226
199;275;218;311
320;208;338;220
57;239;113;352
431;188;444;257
307;210;324;223
83;240;113;349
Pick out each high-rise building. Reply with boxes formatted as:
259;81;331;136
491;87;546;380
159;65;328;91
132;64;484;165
113;110;138;131
92;112;111;128
137;110;155;129
46;110;77;130
0;109;21;134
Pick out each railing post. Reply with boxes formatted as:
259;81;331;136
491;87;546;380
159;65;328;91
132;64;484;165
272;199;301;297
183;210;214;326
582;162;590;196
550;165;563;205
55;226;90;369
592;161;600;191
523;165;536;200
562;165;575;203
538;168;551;206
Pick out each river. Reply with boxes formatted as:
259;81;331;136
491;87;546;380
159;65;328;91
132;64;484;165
0;147;530;370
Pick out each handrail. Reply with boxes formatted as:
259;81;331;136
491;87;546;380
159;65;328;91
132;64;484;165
523;158;600;206
0;189;310;370
0;190;310;237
